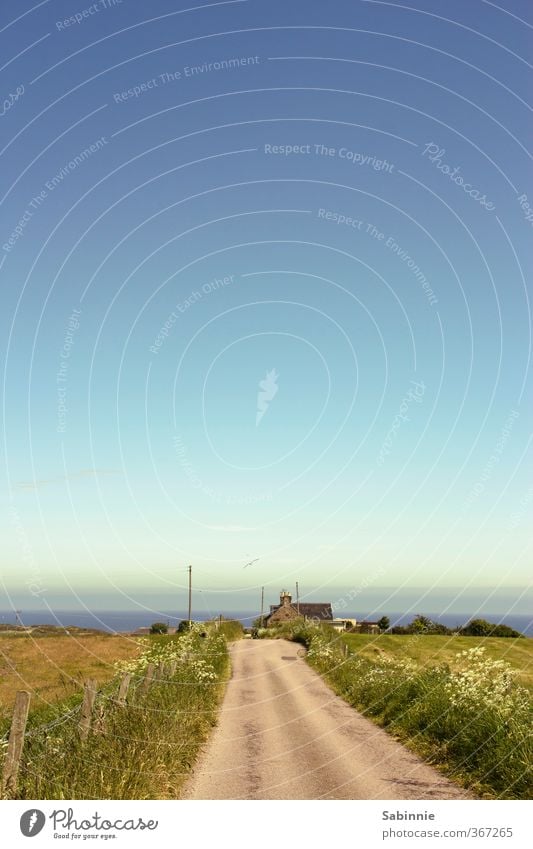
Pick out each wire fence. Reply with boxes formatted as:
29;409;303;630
0;663;159;798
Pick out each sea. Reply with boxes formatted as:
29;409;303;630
1;610;531;636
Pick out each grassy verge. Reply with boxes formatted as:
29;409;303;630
1;624;236;799
213;618;244;641
265;622;532;799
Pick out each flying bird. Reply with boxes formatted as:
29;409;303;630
243;558;260;569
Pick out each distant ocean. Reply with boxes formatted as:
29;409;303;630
1;610;531;636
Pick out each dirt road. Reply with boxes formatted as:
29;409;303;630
184;639;471;800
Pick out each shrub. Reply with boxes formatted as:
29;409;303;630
150;622;168;634
460;619;523;638
390;616;451;635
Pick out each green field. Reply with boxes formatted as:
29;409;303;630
341;633;533;690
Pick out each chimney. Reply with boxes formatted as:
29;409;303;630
280;590;292;606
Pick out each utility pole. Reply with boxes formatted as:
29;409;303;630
187;565;192;627
260;586;264;628
296;582;300;616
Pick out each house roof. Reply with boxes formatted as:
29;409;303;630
297;603;333;620
266;602;333;621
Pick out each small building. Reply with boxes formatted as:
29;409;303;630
264;590;333;627
350;620;381;634
330;618;357;632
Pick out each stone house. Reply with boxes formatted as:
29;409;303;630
264;590;333;627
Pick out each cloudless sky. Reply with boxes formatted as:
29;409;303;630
1;0;532;620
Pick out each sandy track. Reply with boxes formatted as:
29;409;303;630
184;640;471;800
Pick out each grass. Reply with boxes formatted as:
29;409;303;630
1;625;235;799
341;633;533;691
0;633;141;724
267;622;532;799
216;618;245;641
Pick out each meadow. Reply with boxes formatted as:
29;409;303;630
341;633;533;691
0;631;141;722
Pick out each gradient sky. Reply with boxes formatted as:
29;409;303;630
1;0;532;618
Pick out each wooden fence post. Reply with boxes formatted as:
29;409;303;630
1;690;31;797
139;663;155;696
117;673;131;705
79;679;97;741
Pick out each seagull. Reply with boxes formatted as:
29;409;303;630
243;557;260;569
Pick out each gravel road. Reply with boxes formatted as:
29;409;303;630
184;639;471;800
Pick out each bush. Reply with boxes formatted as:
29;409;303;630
390;616;451;635
460;619;523;638
150;622;168;634
489;624;523;638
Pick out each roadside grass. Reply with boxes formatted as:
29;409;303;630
0;634;141;725
216;618;244;641
342;634;533;691
0;626;231;799
267;622;532;799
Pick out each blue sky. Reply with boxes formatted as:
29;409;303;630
1;0;532;619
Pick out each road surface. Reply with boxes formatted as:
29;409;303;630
184;639;471;800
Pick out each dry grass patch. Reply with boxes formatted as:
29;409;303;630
0;634;140;718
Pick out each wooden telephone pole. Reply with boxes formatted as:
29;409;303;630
296;582;300;616
260;586;264;628
187;565;192;626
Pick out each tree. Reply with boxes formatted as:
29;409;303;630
150;622;168;634
430;621;452;634
460;619;523;638
377;616;390;632
403;615;451;635
177;619;192;633
460;618;492;636
405;615;431;633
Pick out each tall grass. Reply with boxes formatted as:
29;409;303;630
213;618;244;641
273;622;532;799
1;625;230;799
